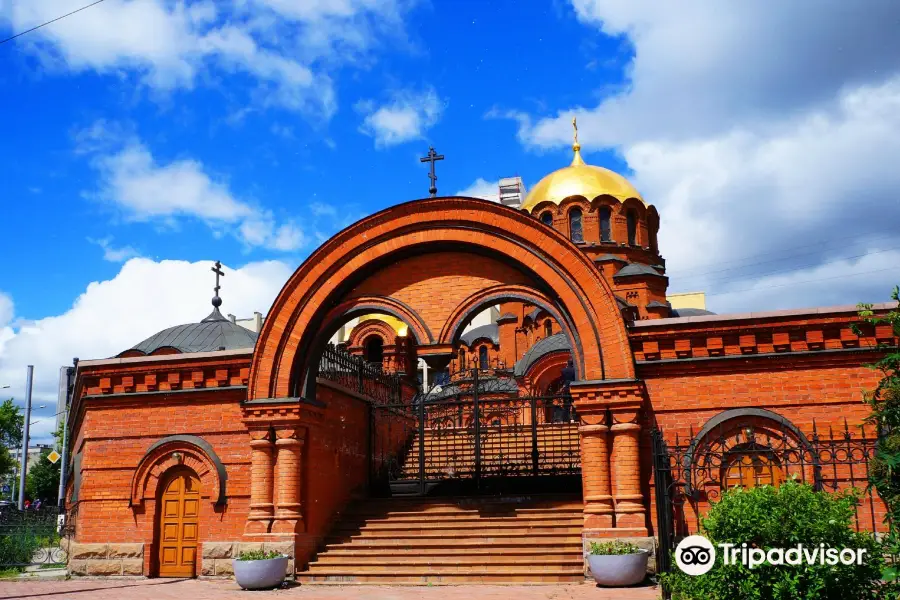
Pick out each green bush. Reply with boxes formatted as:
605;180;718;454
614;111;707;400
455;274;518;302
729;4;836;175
661;482;883;600
234;549;284;561
0;533;40;568
588;540;642;555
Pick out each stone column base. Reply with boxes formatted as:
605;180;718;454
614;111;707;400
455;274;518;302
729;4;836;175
68;542;145;576
201;539;296;579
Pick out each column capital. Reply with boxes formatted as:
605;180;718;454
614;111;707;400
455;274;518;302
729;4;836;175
570;378;645;417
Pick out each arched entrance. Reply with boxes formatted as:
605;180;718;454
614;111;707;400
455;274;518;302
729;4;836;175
155;467;201;578
249;197;634;402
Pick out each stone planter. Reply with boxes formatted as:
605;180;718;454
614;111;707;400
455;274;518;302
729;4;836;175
232;555;288;590
587;550;649;587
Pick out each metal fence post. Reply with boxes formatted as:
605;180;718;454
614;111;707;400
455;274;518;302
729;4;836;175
473;368;481;487
530;396;539;476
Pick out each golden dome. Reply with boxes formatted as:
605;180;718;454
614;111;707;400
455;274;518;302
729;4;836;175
520;118;644;213
353;314;409;337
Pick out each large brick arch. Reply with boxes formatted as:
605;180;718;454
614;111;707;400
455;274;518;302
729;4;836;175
249;197;634;400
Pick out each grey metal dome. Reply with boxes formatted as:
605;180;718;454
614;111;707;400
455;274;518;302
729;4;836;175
122;307;258;356
514;333;571;377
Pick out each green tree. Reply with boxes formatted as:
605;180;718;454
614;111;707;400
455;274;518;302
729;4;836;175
854;285;900;586
24;449;60;504
0;399;24;448
0;399;23;489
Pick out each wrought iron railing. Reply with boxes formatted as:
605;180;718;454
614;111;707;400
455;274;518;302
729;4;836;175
370;368;580;495
0;505;71;569
318;343;405;406
652;417;883;589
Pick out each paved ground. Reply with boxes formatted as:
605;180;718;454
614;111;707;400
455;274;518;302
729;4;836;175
0;579;660;599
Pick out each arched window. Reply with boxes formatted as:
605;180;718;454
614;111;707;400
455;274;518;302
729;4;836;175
544;320;552;339
540;211;553;227
458;348;466;371
364;336;383;366
599;206;612;242
478;346;489;370
568;208;583;243
723;448;784;489
626;209;637;246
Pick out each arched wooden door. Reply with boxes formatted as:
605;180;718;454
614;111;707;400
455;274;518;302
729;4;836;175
156;468;200;577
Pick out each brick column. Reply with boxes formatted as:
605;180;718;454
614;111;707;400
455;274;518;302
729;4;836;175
579;419;614;529
572;379;648;537
271;426;304;535
609;401;646;531
244;428;274;534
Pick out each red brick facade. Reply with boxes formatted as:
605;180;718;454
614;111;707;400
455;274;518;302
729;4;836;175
64;197;897;579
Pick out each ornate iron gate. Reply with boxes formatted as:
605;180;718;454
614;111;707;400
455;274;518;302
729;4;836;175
0;505;74;571
371;367;581;496
652;417;880;597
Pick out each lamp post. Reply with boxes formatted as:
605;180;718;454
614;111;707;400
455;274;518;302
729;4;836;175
17;366;34;510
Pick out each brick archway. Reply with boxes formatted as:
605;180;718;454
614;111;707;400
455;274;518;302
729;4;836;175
249;197;634;401
130;436;226;508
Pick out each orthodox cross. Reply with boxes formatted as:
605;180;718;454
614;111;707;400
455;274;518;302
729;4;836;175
572;117;579;148
211;260;224;299
419;146;444;197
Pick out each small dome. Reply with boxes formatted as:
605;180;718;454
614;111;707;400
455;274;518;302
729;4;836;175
352;314;409;337
121;308;258;356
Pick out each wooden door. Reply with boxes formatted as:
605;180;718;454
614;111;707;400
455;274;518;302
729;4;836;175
157;469;200;577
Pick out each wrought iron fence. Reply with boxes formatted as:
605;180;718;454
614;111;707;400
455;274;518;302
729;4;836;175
0;505;72;570
318;342;404;405
371;368;580;495
652;415;882;589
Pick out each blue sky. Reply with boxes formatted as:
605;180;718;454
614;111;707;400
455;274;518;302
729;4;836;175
1;1;899;442
0;0;631;321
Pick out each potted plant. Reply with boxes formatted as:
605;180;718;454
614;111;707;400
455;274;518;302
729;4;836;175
587;540;649;587
232;549;289;590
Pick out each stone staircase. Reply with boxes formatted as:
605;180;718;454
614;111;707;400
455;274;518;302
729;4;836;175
297;496;585;584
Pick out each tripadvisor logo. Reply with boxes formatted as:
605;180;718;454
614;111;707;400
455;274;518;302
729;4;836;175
674;535;869;575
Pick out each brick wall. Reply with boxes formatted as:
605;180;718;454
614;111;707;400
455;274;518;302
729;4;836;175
72;388;250;575
639;353;888;535
349;251;531;337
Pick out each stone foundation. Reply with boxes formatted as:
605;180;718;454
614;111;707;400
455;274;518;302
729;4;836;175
583;536;657;576
200;540;295;578
68;543;145;576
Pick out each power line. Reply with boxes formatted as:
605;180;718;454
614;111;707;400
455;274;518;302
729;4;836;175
666;226;900;278
0;0;107;46
681;245;900;288
705;266;897;298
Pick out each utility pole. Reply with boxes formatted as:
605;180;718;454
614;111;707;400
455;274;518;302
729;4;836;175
17;365;33;510
57;360;76;509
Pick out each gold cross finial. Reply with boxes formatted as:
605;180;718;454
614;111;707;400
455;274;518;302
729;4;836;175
570;116;584;166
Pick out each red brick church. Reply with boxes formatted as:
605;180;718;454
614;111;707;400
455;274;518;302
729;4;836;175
63;128;896;582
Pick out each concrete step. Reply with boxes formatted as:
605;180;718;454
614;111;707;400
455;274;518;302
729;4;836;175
333;525;583;537
343;513;582;525
312;547;583;565
296;572;585;584
302;564;584;575
322;534;583;549
310;556;583;567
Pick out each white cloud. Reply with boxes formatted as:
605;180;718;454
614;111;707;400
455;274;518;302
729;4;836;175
81;122;305;252
88;237;141;263
0;258;294;444
501;1;900;313
1;0;414;118
357;87;444;147
456;178;499;203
